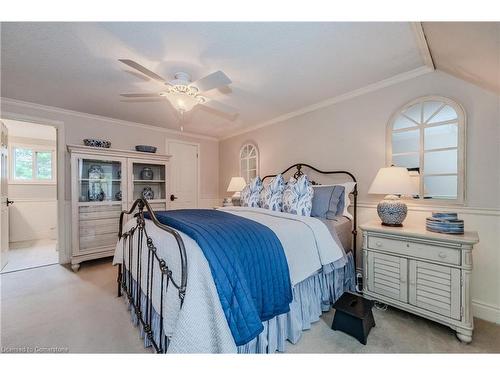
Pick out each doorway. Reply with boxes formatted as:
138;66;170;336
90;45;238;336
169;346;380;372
0;119;58;273
167;140;199;209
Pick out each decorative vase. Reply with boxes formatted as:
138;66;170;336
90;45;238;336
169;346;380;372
140;167;154;180
376;195;408;227
84;139;111;148
88;183;105;201
142;187;155;200
88;165;104;180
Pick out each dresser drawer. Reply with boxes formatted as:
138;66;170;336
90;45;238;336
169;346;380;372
368;236;461;266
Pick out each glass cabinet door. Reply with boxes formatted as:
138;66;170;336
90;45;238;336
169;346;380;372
129;160;167;211
76;157;124;253
78;158;123;203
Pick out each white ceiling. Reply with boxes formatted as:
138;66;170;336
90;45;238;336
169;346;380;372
1;22;426;138
422;22;500;95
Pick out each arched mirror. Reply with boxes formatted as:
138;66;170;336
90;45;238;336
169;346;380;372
239;143;259;183
387;96;466;203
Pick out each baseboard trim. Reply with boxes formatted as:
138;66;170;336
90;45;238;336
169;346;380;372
472;299;500;324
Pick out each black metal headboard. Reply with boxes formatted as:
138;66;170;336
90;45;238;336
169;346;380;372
262;163;358;265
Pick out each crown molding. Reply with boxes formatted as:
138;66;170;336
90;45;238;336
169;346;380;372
410;22;435;70
0;97;219;142
220;65;434;141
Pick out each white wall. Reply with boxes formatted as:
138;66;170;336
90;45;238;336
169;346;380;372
219;71;500;323
1;98;220;261
4;122;58;244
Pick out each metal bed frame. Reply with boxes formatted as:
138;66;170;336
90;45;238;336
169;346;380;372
116;163;357;353
262;163;358;255
117;198;187;353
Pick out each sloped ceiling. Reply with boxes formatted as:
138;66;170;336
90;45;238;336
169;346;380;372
422;22;500;95
1;22;426;137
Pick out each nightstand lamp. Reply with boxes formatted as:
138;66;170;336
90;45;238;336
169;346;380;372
227;176;247;206
368;166;417;227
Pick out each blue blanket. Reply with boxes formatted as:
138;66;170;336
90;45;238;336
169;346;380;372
146;209;292;346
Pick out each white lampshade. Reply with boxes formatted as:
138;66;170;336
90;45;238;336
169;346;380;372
368;167;417;196
227;177;247;193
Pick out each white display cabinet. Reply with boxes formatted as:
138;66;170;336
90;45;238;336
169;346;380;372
68;145;170;271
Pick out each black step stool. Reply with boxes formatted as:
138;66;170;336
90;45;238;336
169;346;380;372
331;292;375;345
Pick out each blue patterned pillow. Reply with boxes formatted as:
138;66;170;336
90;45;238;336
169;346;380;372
283;175;314;216
240;177;263;207
259;174;285;211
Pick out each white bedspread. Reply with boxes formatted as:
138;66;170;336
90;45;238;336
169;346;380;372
220;207;346;285
113;207;345;353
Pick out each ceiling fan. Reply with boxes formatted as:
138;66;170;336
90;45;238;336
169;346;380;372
118;59;238;119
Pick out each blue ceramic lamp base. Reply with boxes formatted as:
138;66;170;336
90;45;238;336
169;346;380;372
377;195;408;227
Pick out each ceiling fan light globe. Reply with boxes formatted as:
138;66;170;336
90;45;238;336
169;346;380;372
168;91;199;112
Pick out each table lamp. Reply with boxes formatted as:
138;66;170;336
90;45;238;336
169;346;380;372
368;166;417;227
227;176;247;206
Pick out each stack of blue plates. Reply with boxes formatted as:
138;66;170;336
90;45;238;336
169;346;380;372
426;212;464;234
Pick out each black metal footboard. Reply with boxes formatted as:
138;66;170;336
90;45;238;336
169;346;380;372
117;198;187;353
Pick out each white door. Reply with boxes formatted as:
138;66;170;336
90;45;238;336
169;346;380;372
1;122;10;270
167;141;199;209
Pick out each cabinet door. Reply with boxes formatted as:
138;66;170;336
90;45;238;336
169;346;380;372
71;154;126;255
409;260;461;320
367;251;408;303
128;158;167;210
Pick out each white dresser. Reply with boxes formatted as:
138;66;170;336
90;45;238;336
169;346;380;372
360;221;479;343
68;145;170;271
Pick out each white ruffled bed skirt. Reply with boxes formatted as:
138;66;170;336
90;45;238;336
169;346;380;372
124;252;355;353
237;252;355;353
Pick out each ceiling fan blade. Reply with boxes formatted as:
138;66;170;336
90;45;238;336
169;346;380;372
120;98;166;103
191;71;232;92
118;59;166;82
199;100;239;119
120;93;160;98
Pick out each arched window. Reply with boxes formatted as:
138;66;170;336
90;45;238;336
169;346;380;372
239;143;259;183
387;96;466;203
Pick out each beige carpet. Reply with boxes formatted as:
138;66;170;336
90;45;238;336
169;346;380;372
1;258;499;353
1;240;59;274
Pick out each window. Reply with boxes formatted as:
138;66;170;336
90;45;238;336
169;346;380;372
387;96;465;203
11;144;55;183
239;143;259;183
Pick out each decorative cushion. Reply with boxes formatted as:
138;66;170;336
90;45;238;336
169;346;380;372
240;177;263;207
282;175;314;216
311;185;345;219
259;174;285;211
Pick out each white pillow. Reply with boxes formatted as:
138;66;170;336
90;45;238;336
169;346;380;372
337;181;357;220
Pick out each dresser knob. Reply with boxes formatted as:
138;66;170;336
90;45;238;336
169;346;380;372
406;243;410;248
376;241;382;247
438;252;447;259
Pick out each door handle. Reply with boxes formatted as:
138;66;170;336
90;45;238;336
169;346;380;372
6;198;14;206
170;194;178;201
